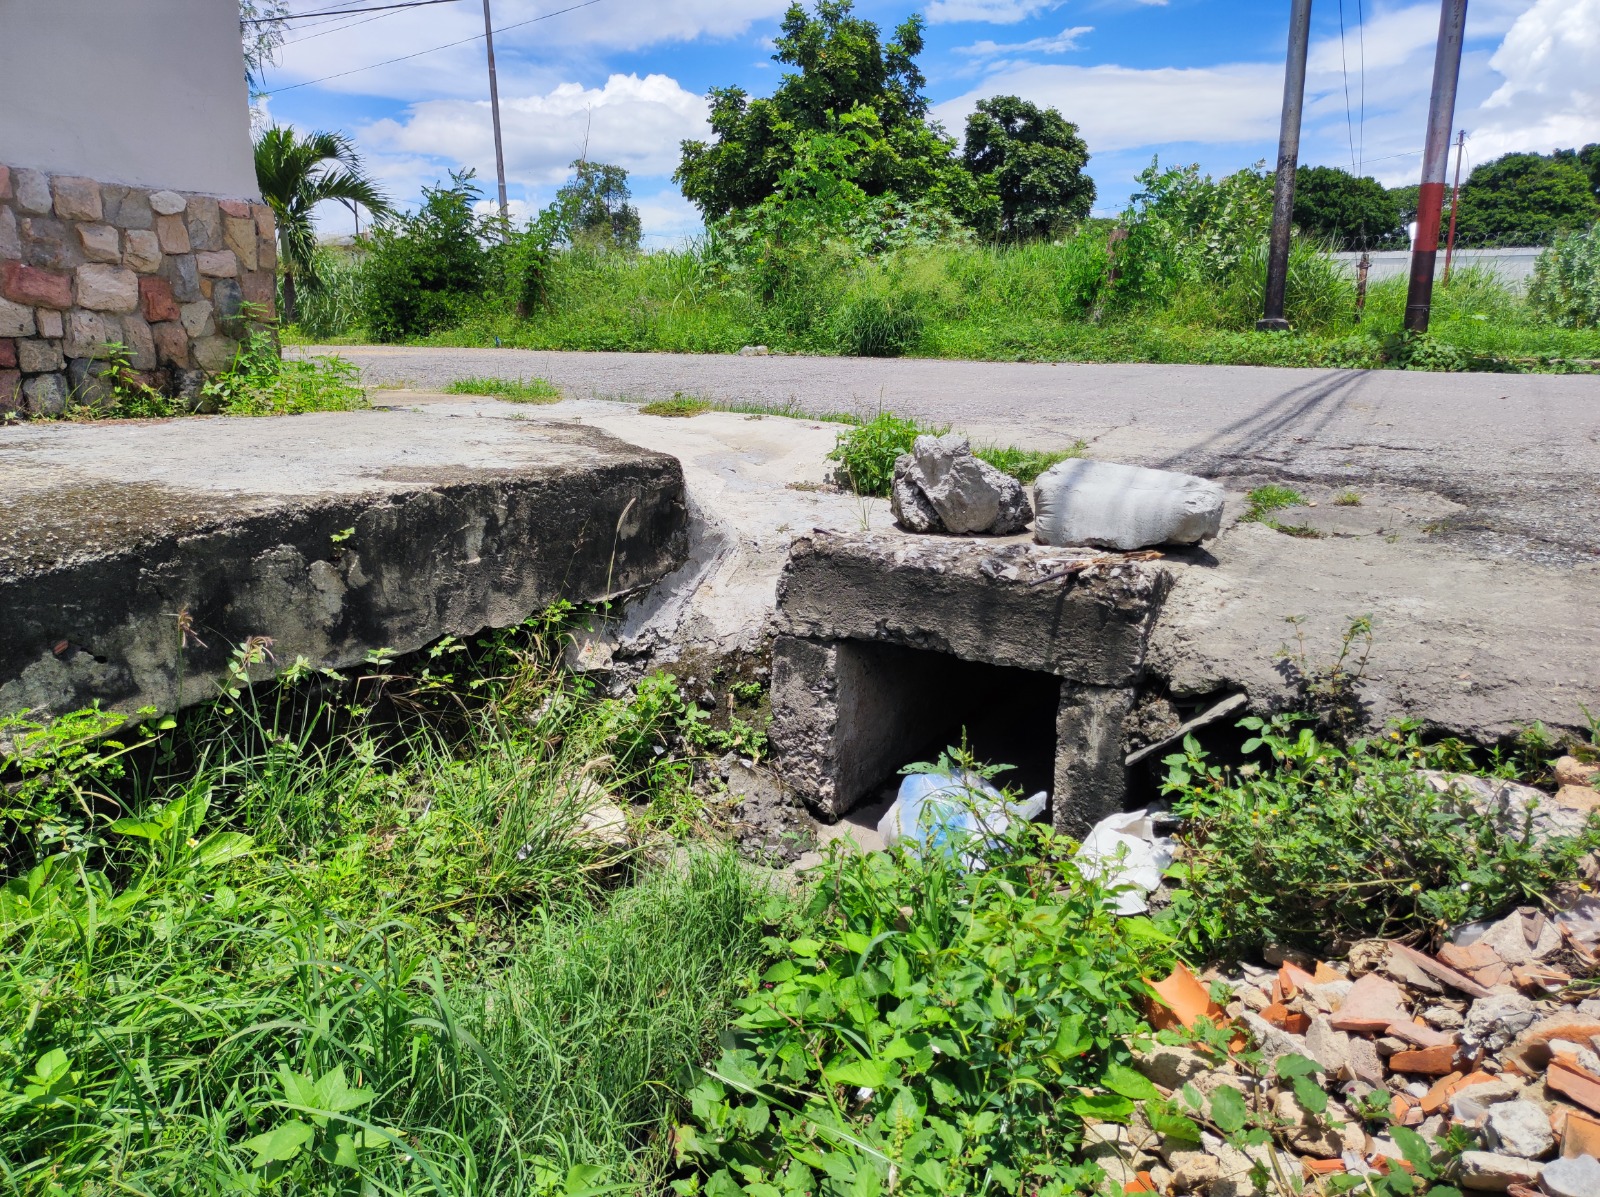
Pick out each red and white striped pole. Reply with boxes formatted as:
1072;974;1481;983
1405;0;1469;332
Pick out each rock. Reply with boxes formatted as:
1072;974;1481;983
152;321;189;367
1423;772;1591;846
17;338;64;374
74;264;140;312
1386;940;1494;998
21;215;76;271
149;189;187;216
195;250;238;279
1303;979;1353;1012
123;229;162;273
51;176;102;222
1486;1101;1555;1159
1380;946;1444;994
102;185;153;230
1462;993;1539;1055
1542;1155;1600;1197
21;372;67;414
13;168;52;215
890;462;942;532
224;216;259;271
1306;1016;1353;1076
165;253;202;302
63;310;118;359
889;435;1033;535
575;800;629;851
120;315;157;370
140;276;181;324
0;206;19;260
155;213;191;255
1134;1044;1217;1090
1556;785;1600;812
1346;1037;1386;1086
77;223;122;264
2;261;73;309
1262;942;1316;969
0;297;36;338
37;308;63;338
1457;1150;1543;1191
66;357;117;407
1554;757;1599;788
179;299;214;338
1239;1010;1307;1071
1272;1090;1348;1156
192;335;240;372
0;369;20;410
1033;458;1224;550
1347;939;1391;977
1422;1005;1466;1030
184;196;222;250
1171;1152;1221;1193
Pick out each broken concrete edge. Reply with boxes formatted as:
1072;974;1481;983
1;447;689;731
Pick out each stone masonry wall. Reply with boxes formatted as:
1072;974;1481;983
0;164;276;416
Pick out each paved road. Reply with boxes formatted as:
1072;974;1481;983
306;346;1600;564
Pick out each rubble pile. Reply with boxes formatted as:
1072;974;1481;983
1085;755;1600;1196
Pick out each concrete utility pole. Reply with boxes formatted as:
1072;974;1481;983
482;0;509;221
1405;0;1469;332
1443;129;1466;284
1258;0;1314;332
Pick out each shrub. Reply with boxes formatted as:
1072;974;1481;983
831;289;924;356
672;754;1173;1197
1529;223;1600;329
361;172;493;341
1217;238;1354;333
288;246;367;340
1159;715;1600;958
826;411;942;494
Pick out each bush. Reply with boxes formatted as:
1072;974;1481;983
831;289;924;356
672;751;1173;1197
361;172;494;341
288;246;367;339
1530;223;1600;328
1217;238;1354;333
1159;715;1600;959
826;411;941;494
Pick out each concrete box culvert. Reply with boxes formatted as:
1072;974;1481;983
769;532;1171;833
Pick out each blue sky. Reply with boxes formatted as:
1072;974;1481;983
257;0;1598;241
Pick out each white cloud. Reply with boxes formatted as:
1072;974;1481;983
1470;0;1600;157
362;73;709;187
634;189;705;245
925;0;1067;25
955;25;1093;57
935;62;1282;151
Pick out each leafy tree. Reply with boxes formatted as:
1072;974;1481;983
360;172;491;341
1291;165;1405;250
675;1;963;220
961;95;1094;240
253;126;391;325
547;160;641;251
1554;143;1600;201
1451;152;1600;247
239;1;288;103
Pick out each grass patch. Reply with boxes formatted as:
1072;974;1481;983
971;442;1085;485
1334;490;1363;506
0;617;778;1194
639;393;713;417
1239;483;1306;523
826;411;1085;496
444;375;562;403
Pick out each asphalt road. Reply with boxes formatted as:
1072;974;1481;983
306;346;1600;564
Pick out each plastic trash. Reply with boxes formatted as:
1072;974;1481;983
876;769;1047;861
1033;459;1224;551
1072;808;1176;915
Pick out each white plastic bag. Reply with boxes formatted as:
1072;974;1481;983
1033;459;1224;550
877;770;1047;860
1072;808;1176;915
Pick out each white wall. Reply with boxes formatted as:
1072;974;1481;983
0;0;259;199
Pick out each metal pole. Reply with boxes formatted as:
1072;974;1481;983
482;0;509;221
1443;129;1466;284
1258;0;1314;333
1405;0;1469;332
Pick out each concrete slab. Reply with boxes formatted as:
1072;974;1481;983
0;409;687;720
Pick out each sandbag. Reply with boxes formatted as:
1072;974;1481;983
1032;459;1224;550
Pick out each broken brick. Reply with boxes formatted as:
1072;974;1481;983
1386;940;1494;998
1263;1003;1312;1034
1312;961;1344;984
1329;973;1409;1033
1420;1071;1465;1115
1303;1158;1347;1178
1146;961;1221;1031
1389;1044;1459;1075
1561;1108;1600;1159
1548;1057;1600;1116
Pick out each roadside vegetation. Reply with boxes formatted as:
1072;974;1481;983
272;3;1600;372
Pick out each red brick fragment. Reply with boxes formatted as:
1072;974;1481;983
1;261;72;309
1389;1044;1459;1075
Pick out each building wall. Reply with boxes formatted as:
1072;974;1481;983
0;1;273;413
0;0;259;198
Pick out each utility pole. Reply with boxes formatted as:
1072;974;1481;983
1442;129;1466;284
481;0;509;222
1405;0;1469;332
1258;0;1314;332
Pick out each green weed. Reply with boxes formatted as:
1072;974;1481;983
445;375;562;403
1334;490;1363;506
972;442;1085;484
826;411;943;495
1239;484;1305;523
640;394;713;417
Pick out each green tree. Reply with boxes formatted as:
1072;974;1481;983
548;160;642;251
1291;165;1405;249
1451;152;1600;247
675;1;962;220
961;95;1094;240
1554;143;1600;201
239;1;287;102
360;172;490;341
253;126;391;325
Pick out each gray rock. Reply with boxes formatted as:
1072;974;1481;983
1171;1152;1220;1193
102;185;153;230
1033;458;1224;550
63;310;119;359
13;168;52;215
0;297;35;338
889;434;1032;535
1133;1044;1216;1091
165;253;202;303
0;206;19;260
889;461;942;532
1542;1155;1600;1197
17;339;64;374
21;372;66;414
66;357;117;408
1462;993;1539;1055
1423;771;1591;846
74;264;139;313
1458;1150;1543;1191
179;300;214;339
1306;1016;1353;1076
185;196;222;251
148;189;187;216
1485;1101;1554;1159
22;216;77;271
123;229;162;273
1239;1011;1308;1072
1273;1089;1348;1156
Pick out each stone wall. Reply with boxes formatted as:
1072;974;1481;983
0;165;276;416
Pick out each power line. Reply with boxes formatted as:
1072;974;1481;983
268;0;606;92
1337;0;1357;173
1356;0;1365;174
246;0;464;22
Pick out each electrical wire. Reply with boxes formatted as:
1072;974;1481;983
268;0;606;92
245;0;465;22
1337;0;1357;173
1356;0;1365;175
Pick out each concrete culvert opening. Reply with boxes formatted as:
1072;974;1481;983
828;640;1062;816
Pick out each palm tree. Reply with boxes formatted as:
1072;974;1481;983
254;126;392;325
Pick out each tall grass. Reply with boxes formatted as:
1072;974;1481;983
0;622;777;1195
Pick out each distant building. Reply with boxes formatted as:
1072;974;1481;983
0;0;275;415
